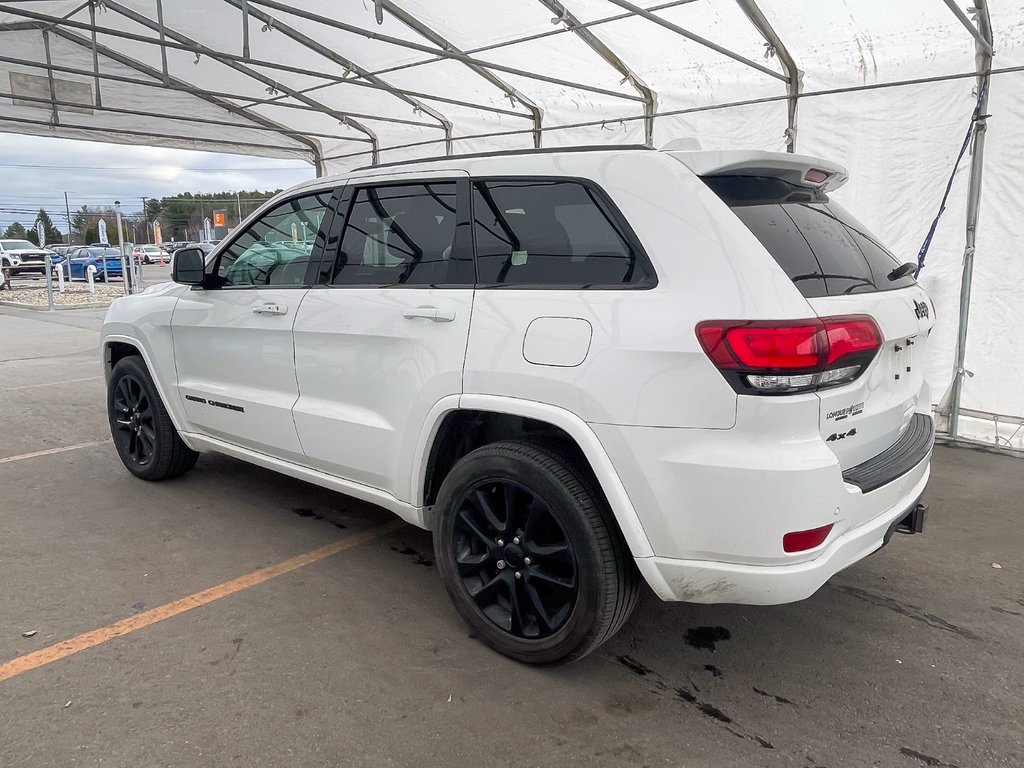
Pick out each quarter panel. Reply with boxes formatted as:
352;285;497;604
463;152;817;429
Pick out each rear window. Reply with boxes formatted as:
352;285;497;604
704;175;916;297
472;179;654;288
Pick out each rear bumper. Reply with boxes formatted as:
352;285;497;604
635;453;931;604
592;396;934;605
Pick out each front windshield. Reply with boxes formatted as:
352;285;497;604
1;239;37;250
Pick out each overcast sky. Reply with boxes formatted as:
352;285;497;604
0;133;316;234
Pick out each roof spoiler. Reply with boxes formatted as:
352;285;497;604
666;149;850;192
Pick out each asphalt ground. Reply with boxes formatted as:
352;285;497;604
1;306;1021;768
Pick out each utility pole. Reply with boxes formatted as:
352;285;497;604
141;197;149;244
236;191;242;227
63;191;72;245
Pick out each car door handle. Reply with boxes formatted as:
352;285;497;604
252;302;288;316
402;306;455;323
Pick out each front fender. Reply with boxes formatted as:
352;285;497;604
101;284;188;437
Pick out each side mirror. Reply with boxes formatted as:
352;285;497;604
172;247;206;286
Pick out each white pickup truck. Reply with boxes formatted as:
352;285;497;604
0;238;53;275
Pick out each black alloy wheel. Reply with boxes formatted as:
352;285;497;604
111;373;156;467
107;356;199;481
454;479;578;639
434;440;639;665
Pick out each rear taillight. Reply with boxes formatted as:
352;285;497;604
696;316;881;394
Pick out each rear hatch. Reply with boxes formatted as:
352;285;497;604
680;152;935;471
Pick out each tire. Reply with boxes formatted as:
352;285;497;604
107;356;199;481
433;439;639;665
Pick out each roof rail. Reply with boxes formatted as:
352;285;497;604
354;144;654;171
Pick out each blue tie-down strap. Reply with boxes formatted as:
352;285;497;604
915;80;989;278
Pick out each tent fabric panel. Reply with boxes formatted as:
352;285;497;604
757;0;978;89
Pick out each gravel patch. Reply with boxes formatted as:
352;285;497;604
0;286;124;307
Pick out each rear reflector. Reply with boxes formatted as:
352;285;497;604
696;316;881;394
783;523;834;553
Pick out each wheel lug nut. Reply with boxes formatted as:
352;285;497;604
496;560;506;570
513;537;520;545
514;571;522;579
497;539;504;547
524;557;531;566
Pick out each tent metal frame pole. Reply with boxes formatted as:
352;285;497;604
154;0;170;85
0;113;307;154
0;50;385;128
235;77;529;120
538;0;657;146
604;0;787;82
317;64;1020;165
99;0;382;163
87;0;102;106
360;0;698;82
46;28;328;168
242;0;645;103
218;0;451;155
948;0;994;439
381;0;543;148
0;88;377;143
735;0;801;151
40;29;59;126
240;0;250;59
942;0;995;57
0;8;531;121
0;48;436;128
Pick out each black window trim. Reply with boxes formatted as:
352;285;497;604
201;186;342;291
312;176;474;290
470;175;658;291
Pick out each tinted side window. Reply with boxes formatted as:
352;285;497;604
215;192;330;287
472;180;652;287
331;183;467;286
705;175;915;297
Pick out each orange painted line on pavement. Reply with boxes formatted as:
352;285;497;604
0;519;405;684
0;440;109;465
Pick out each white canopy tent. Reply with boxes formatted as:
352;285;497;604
2;0;1022;448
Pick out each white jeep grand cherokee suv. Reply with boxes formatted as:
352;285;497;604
102;146;934;664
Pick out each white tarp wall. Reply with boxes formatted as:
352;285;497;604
1;0;1022;447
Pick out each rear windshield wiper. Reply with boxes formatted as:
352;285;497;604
887;262;917;281
791;273;876;294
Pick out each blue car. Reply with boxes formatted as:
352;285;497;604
67;247;124;281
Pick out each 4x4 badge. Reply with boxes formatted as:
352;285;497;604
914;299;929;319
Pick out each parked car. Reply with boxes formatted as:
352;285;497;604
0;238;52;275
69;246;123;281
131;245;169;264
101;146;934;664
186;241;216;255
